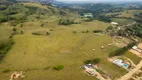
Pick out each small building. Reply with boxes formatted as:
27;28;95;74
113;59;124;67
84;13;93;18
132;46;138;50
113;59;129;69
111;22;118;25
132;46;142;53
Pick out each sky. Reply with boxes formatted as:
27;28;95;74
56;0;142;3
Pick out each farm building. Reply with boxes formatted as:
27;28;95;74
111;22;118;25
84;13;93;18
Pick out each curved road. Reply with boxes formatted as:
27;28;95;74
118;60;142;80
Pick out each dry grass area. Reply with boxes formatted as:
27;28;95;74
0;20;140;80
0;23;13;43
106;10;142;18
22;2;47;9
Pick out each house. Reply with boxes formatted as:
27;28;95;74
111;22;118;25
113;59;124;67
132;46;138;50
84;13;93;18
113;59;129;69
132;46;142;53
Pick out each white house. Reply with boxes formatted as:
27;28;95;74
84;13;93;18
111;22;118;25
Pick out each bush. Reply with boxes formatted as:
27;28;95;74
92;58;101;64
44;66;50;70
84;60;92;64
40;23;44;27
2;69;11;73
46;32;50;35
13;28;17;32
73;31;77;33
53;65;64;70
20;24;23;27
84;58;101;64
93;30;104;33
21;31;24;34
86;30;89;33
58;19;75;25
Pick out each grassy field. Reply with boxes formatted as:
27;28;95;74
0;20;132;80
0;23;13;43
124;51;141;65
112;18;134;25
106;10;142;18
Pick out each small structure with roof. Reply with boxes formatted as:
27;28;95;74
112;59;129;70
111;22;118;25
84;13;93;18
132;46;142;53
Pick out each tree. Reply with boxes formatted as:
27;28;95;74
13;28;17;32
84;58;101;64
92;58;101;64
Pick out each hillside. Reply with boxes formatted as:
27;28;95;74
0;1;142;80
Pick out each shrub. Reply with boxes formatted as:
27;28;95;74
46;32;50;35
44;66;50;70
58;19;75;25
73;31;77;33
86;30;89;33
84;58;101;64
21;31;24;34
84;60;92;64
20;24;23;27
53;65;64;70
13;28;17;32
40;23;44;27
82;31;85;33
92;58;101;64
2;69;11;73
93;30;104;33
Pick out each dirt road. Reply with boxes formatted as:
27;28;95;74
117;60;142;80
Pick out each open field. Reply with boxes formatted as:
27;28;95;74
112;18;134;25
123;51;141;65
106;10;142;18
0;23;13;43
0;20;134;80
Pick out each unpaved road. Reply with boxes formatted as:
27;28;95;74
118;60;142;80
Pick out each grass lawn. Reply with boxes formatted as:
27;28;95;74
0;23;13;43
124;51;141;65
